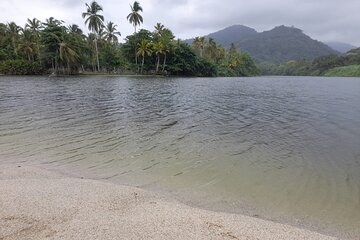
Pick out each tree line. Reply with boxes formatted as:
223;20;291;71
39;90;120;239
259;48;360;76
0;1;259;77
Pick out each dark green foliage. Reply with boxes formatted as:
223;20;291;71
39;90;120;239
164;42;218;77
0;60;45;75
311;55;344;75
0;5;258;77
260;48;360;76
324;65;360;77
100;44;126;73
196;58;218;77
166;42;198;76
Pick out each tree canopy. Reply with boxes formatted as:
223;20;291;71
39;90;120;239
0;1;259;77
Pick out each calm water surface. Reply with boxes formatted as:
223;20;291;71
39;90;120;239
1;76;360;237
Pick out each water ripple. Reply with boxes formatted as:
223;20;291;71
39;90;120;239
0;76;360;237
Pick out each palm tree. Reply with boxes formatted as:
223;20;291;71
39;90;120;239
44;17;64;27
104;22;121;44
18;29;38;61
137;39;152;74
68;24;83;35
59;41;79;74
228;43;237;59
6;22;22;57
0;23;6;37
193;37;206;57
159;29;174;72
48;30;79;73
205;37;217;60
127;1;143;69
154;23;164;38
25;18;42;33
127;1;143;33
86;33;97;71
82;1;104;72
153;42;164;73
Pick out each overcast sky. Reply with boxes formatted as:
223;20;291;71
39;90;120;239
1;0;359;46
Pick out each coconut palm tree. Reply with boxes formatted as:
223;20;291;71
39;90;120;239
204;37;218;60
6;22;22;57
59;41;79;73
193;37;206;57
49;30;79;73
127;1;143;33
159;29;175;72
104;22;121;44
44;17;64;27
137;39;152;74
154;23;164;38
0;23;6;37
127;1;143;69
153;42;164;73
18;29;38;61
25;18;42;33
68;24;83;35
82;1;104;72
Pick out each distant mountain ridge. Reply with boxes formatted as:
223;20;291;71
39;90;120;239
325;42;357;54
185;25;340;64
205;25;258;48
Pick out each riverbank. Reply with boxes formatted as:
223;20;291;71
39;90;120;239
0;164;337;240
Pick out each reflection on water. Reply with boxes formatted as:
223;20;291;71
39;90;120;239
1;76;360;237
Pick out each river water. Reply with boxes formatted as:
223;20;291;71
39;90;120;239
1;76;359;238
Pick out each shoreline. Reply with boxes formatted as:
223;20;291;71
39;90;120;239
0;163;338;240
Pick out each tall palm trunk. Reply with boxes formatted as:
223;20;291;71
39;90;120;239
141;55;145;74
156;55;160;73
94;38;100;72
162;54;167;72
11;38;18;57
134;27;138;72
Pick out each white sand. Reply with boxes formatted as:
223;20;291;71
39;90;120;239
0;164;338;240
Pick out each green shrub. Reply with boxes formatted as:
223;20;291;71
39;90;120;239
324;65;360;77
0;60;45;75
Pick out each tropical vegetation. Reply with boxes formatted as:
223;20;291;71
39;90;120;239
0;1;258;77
260;48;360;77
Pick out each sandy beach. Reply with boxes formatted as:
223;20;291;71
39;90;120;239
0;164;338;240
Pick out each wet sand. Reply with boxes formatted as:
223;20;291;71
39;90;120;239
0;164;338;240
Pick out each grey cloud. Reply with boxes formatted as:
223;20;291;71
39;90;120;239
0;0;359;46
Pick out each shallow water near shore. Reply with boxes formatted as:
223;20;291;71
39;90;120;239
1;76;360;238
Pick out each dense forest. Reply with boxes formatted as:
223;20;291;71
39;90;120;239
0;1;259;77
186;25;340;64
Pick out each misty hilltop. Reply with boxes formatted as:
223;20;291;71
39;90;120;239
186;25;341;64
325;42;357;54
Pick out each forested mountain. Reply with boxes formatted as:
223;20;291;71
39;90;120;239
237;26;339;63
325;42;357;54
187;25;340;64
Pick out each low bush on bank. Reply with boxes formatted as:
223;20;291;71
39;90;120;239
0;60;45;75
324;65;360;77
